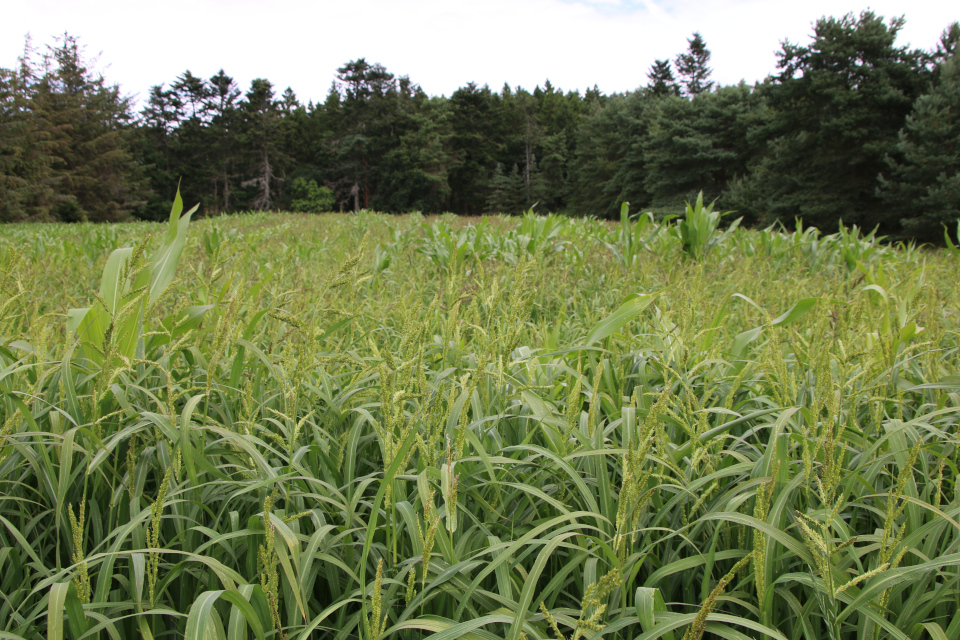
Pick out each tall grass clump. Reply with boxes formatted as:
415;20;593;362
0;195;959;640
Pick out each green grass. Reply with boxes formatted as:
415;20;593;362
0;204;958;640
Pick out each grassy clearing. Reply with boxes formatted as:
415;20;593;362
0;203;959;640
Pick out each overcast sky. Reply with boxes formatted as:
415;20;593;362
2;0;956;107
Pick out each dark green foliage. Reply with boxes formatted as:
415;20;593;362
643;84;765;208
532;82;582;211
289;177;335;213
647;59;681;97
137;71;300;216
733;12;931;230
0;47;59;222
328;59;397;209
206;71;244;211
880;51;960;238
321;60;437;212
1;35;147;222
135;69;245;220
35;36;148;222
485;162;511;213
485;162;530;214
372;98;454;213
4;20;959;237
135;86;182;220
933;22;959;66
569;92;654;218
502;87;548;211
447;83;504;214
239;78;291;210
675;32;714;97
567;97;629;218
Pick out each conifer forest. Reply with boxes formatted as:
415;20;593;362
1;13;958;238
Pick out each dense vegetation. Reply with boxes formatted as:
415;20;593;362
1;200;959;639
1;13;959;238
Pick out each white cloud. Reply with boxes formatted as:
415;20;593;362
2;0;954;107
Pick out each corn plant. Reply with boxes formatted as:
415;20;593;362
602;202;676;266
0;201;958;640
675;191;741;260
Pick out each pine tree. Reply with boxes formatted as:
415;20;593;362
172;70;211;122
167;70;213;210
280;87;300;113
537;130;569;211
675;33;714;97
880;53;960;238
933;22;959;65
449;83;503;214
328;59;414;209
373;96;453;213
205;70;242;212
643;84;763;207
517;90;542;207
733;12;930;230
524;153;549;209
31;34;148;221
647;59;681;97
485;162;510;213
569;92;655;218
505;164;525;213
135;84;182;220
531;82;585;211
240;78;289;210
0;40;60;221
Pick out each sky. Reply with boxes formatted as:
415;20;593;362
2;0;956;107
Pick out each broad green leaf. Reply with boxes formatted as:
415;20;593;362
506;530;579;640
636;587;674;639
184;589;265;640
584;293;657;346
730;326;763;360
47;582;85;640
144;190;200;305
907;376;960;390
99;247;134;316
770;298;817;326
185;590;226;640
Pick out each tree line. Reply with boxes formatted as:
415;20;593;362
1;12;958;238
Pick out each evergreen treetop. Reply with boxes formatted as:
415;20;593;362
675;32;714;97
647;59;681;97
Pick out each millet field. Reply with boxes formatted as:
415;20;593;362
1;197;959;640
